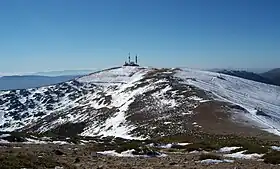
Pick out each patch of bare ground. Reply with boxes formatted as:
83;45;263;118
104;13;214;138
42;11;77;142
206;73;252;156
191;100;280;140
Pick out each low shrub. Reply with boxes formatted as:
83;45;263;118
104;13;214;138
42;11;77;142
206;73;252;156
116;142;142;153
263;151;280;164
229;144;269;154
185;142;220;152
199;153;221;160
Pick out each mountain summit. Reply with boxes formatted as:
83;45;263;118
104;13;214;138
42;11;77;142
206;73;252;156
1;66;280;139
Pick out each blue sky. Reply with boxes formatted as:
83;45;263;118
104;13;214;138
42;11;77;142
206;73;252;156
0;0;279;74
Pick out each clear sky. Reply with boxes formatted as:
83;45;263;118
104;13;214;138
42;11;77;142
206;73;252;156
0;0;279;74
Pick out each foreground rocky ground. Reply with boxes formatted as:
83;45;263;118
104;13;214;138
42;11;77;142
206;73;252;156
1;131;280;169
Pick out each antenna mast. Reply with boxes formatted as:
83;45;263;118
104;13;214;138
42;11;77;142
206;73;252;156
128;52;131;63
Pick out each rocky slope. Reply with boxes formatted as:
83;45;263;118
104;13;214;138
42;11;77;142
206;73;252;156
1;66;280;140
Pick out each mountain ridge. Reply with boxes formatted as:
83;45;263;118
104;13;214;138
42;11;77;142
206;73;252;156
261;68;280;86
217;68;280;86
1;66;280;140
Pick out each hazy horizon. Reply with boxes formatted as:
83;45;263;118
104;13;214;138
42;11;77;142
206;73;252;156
1;67;277;77
0;0;279;73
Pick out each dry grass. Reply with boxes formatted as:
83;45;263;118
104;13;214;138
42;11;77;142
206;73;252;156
0;152;76;169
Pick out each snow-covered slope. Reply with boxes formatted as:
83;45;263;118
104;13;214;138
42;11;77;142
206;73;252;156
1;67;280;139
78;66;146;85
0;67;204;139
176;68;280;135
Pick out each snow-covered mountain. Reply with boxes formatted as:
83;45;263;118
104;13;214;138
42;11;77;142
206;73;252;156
0;66;280;139
216;70;276;86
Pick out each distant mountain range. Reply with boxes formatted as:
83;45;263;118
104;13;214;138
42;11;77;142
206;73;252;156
0;75;80;91
207;68;271;74
33;69;95;76
216;68;280;86
261;68;280;86
0;70;97;91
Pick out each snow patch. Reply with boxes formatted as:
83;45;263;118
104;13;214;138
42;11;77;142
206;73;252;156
177;143;191;146
200;159;234;164
0;134;11;138
52;141;70;145
81;98;142;140
224;150;263;159
271;146;280;151
182;111;193;115
0;139;10;144
189;150;200;154
24;138;48;144
155;143;191;149
159;144;173;149
152;85;177;108
218;147;242;153
164;122;172;125
97;149;167;158
188;96;203;101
